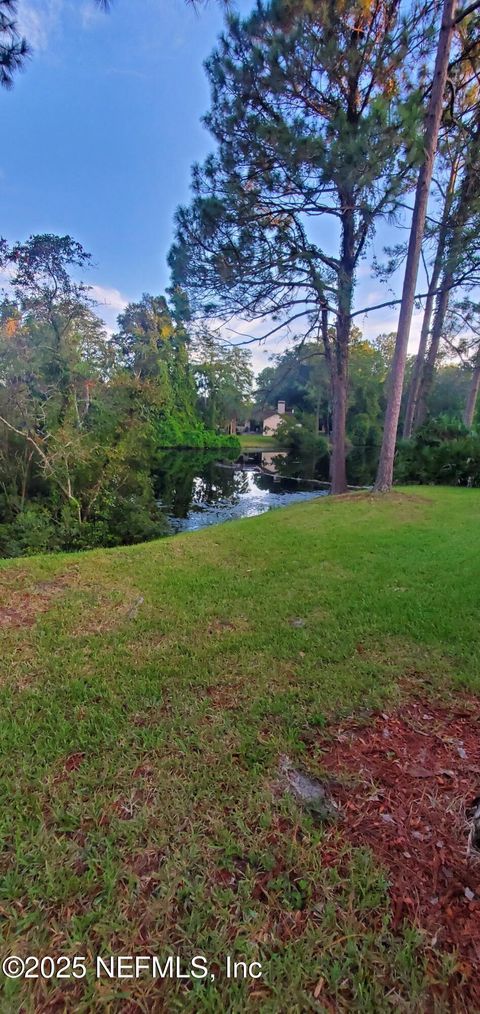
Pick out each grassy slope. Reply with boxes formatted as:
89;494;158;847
238;433;279;450
0;488;479;1011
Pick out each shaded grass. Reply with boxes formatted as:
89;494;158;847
0;487;479;1010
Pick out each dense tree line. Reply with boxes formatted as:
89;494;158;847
3;0;480;562
254;331;479;477
0;235;240;556
171;0;480;493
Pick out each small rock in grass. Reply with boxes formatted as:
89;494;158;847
127;596;144;619
277;755;338;820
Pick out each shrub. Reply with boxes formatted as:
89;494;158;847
0;506;57;558
412;415;469;446
395;424;480;487
276;415;329;458
349;413;381;447
153;412;240;451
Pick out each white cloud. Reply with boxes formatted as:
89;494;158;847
90;284;128;312
213;296;427;379
17;0;64;51
90;284;129;331
357;306;424;354
0;272;128;330
16;0;107;52
210;315;299;376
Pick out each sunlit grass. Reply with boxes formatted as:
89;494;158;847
238;433;279;450
0;487;478;1010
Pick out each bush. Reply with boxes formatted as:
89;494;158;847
0;506;57;558
412;416;469;446
276;415;329;457
0;490;170;558
90;495;169;546
153;412;240;452
395;424;480;487
349;413;381;448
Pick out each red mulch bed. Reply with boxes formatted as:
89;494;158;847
315;697;480;1005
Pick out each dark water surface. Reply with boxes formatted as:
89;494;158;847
154;446;377;535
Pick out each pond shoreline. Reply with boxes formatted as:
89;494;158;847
215;460;331;488
150;445;378;540
155;451;329;535
217;451;371;492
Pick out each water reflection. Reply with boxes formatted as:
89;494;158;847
153;444;378;536
154;450;327;534
259;450;287;474
244;445;379;486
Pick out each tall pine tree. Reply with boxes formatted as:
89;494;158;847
171;0;434;491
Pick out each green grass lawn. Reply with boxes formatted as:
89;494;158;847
238;433;279;450
0;488;479;1011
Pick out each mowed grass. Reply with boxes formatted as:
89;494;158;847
0;487;479;1012
238;434;279;450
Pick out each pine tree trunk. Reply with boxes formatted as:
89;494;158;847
402;287;436;439
463;359;480;429
330;210;355;495
329;306;349;495
403;158;459;439
320;303;334;435
330;358;348;494
313;313;328;436
314;383;321;436
374;0;457;492
414;275;451;429
413;105;480;431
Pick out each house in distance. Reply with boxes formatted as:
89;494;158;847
259;400;293;435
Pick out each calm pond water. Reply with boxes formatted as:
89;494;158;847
154;445;377;535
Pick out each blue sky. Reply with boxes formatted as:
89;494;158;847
1;0;426;371
1;1;244;313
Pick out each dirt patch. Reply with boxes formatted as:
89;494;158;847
73;590;145;636
315;698;480;1005
385;490;432;505
131;851;164;877
0;571;77;629
207;615;249;636
204;677;246;710
330;491;430;505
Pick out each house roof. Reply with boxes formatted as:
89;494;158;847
254;407;293;422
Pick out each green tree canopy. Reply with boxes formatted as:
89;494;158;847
170;0;435;490
193;332;253;429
